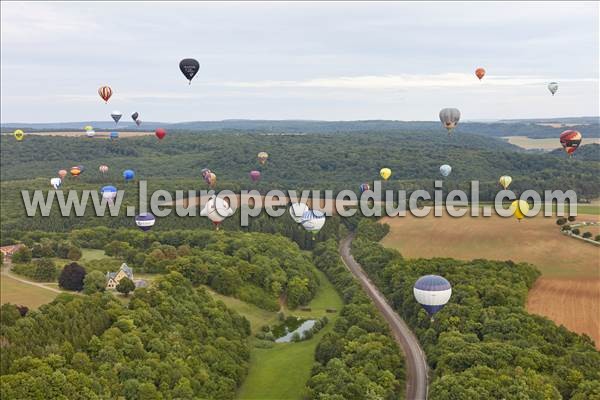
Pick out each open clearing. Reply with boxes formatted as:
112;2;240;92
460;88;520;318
380;212;600;348
1;273;59;309
503;135;600;150
526;277;599;348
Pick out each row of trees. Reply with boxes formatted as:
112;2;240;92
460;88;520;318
0;272;251;399
305;239;405;399
352;219;600;399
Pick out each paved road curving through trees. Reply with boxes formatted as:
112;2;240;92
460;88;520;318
339;234;429;400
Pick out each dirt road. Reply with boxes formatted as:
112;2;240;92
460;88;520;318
339;234;428;400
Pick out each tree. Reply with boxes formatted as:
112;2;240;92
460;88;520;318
83;270;107;294
67;246;82;261
11;247;31;263
33;258;57;281
595;235;600;242
568;216;577;222
116;277;135;297
582;232;592;239
556;218;567;226
572;228;581;235
58;262;86;291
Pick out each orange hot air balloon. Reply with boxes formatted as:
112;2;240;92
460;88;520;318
98;86;113;103
70;166;82;177
559;130;582;157
58;169;67;179
475;68;486;80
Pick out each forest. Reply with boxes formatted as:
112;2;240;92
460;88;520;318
1;273;251;399
352;219;600;400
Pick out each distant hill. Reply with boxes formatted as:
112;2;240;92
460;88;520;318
2;117;599;138
549;143;600;161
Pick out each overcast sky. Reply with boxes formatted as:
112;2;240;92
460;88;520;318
1;1;598;123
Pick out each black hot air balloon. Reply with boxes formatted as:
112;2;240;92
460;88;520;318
179;58;200;84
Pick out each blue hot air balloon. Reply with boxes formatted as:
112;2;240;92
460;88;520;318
413;275;452;317
359;183;371;193
101;185;118;202
123;169;135;182
110;132;119;140
135;213;155;231
439;164;452;177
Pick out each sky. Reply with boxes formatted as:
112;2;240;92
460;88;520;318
1;1;598;123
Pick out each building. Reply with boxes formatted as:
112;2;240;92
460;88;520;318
106;263;134;290
1;244;25;263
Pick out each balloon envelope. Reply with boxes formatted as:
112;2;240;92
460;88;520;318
511;200;530;221
301;210;326;234
179;58;200;83
439;108;461;133
413;275;452;316
440;164;452;177
135;119;142;126
475;67;485;80
50;178;62;189
58;169;67;179
559;130;582;156
380;168;392;181
499;175;512;190
249;170;261;182
359;183;371;193
98;86;112;103
548;82;558;96
155;128;166;140
135;213;156;231
86;130;96;138
70;167;81;176
111;111;122;124
110;132;119;140
99;165;109;173
258;152;269;165
13;129;24;141
131;112;139;121
201;196;234;226
123;170;135;181
101;185;117;201
289;203;309;223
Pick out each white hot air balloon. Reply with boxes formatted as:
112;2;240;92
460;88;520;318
548;82;558;96
50;177;62;189
439;164;452;177
289;202;309;223
439;108;461;134
301;210;326;236
413;275;452;320
101;186;118;203
201;196;234;229
86;129;96;138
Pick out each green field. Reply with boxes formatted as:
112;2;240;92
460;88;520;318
80;248;108;262
218;268;344;400
0;273;59;309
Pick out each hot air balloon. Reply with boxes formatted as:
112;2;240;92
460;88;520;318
301;210;326;236
475;67;486;80
131;112;139;121
499;176;512;190
413;275;452;318
380;168;392;181
111;110;122;124
84;125;93;132
101;185;117;203
135;119;142;127
123;169;135;182
77;165;86;173
200;196;234;229
58;169;67;179
439;108;461;134
179;58;200;84
206;172;217;188
510;200;530;221
201;168;212;180
359;183;371;193
135;213;156;231
155;128;166;140
13;129;24;141
70;166;82;177
50;178;62;190
99;165;109;174
289;203;309;223
257;152;269;165
559;130;582;157
548;82;558;96
440;164;452;177
98;86;112;103
110;132;119;140
249;170;261;182
86;130;96;138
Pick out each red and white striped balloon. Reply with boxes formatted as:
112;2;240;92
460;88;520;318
98;86;112;103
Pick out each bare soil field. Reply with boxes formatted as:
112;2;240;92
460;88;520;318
381;212;600;347
26;131;154;138
503;135;600;150
526;277;600;349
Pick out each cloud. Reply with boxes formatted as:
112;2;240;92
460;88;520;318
216;73;598;90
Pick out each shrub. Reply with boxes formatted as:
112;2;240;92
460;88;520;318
572;228;581;235
595;235;600;242
582;232;592;239
67;246;82;261
556;218;567;226
561;225;572;231
260;325;271;333
83;270;107;294
291;332;301;342
254;340;274;349
11;247;31;263
58;262;86;291
568;216;576;222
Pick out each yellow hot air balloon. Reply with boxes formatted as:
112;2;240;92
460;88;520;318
499;176;512;190
14;129;24;141
380;168;392;181
84;125;93;132
257;152;269;165
510;200;529;221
